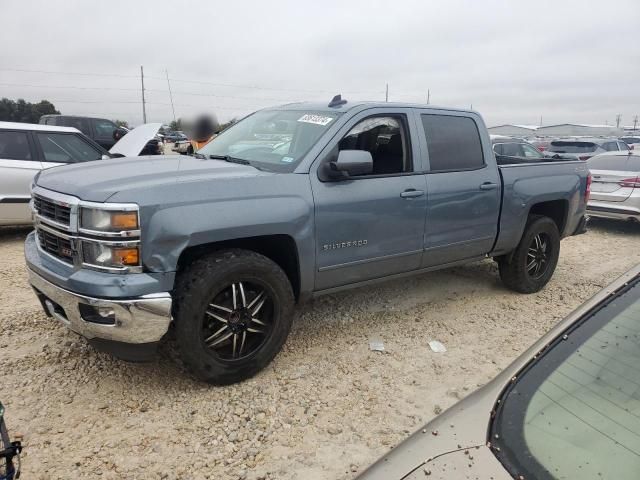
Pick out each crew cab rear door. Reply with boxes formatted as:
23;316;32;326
310;107;427;291
416;111;501;267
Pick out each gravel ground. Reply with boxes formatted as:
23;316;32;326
2;219;640;479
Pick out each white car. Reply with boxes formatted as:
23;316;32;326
0;121;162;226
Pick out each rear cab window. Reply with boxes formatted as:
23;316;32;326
0;130;33;160
491;276;640;479
60;117;91;136
421;114;484;171
549;141;597;153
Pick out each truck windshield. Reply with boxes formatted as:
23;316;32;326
548;141;597;153
197;110;342;171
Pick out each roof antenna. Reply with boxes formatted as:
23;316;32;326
328;94;347;108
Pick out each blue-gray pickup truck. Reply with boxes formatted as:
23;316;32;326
25;98;590;384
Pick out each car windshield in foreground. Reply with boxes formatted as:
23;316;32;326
197;109;342;172
491;275;640;480
549;141;597;153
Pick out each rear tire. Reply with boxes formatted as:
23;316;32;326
173;249;294;385
498;215;560;293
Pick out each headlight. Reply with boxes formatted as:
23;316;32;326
80;207;139;233
81;241;140;271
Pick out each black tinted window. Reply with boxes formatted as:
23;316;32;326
60;117;90;135
93;119;117;138
37;133;103;163
549;141;597;153
421;115;484;171
0;130;32;160
339;116;411;175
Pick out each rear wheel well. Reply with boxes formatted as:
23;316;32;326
529;200;568;235
176;235;300;301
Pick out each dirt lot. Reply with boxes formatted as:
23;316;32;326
2;219;639;479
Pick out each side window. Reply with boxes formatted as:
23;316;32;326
602;142;618;152
493;144;504;155
37;133;103;163
93;119;117;138
62;117;90;135
338;116;411;175
421;115;484;172
618;141;630;151
0;131;32;160
521;144;545;159
500;142;525;157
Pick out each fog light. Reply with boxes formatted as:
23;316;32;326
79;304;116;325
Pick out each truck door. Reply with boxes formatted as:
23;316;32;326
417;111;501;267
310;109;427;291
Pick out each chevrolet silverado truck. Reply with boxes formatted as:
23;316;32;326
25;98;590;384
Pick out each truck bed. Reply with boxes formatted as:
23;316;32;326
492;159;589;256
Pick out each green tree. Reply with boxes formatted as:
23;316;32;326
169;118;183;131
0;98;60;123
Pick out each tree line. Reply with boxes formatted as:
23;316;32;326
0;98;60;123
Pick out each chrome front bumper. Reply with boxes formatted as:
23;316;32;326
28;268;172;344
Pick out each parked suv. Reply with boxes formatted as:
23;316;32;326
546;137;630;161
39;115;123;150
1;122;163;225
0;121;109;225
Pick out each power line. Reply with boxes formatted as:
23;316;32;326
0;82;140;92
0;67;138;78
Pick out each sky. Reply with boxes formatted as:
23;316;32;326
1;0;639;128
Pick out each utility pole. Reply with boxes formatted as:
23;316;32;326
540;115;543;127
634;115;638;131
385;83;388;102
140;65;147;123
616;114;621;129
427;89;430;104
165;69;176;123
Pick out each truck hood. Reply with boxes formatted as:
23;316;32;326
35;154;268;202
109;122;162;157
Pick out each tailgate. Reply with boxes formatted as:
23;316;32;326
590;169;636;202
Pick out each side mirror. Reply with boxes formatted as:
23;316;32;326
113;128;127;142
329;150;373;178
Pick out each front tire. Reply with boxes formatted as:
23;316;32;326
498;215;560;293
173;249;294;384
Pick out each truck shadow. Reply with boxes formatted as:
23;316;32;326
0;226;32;242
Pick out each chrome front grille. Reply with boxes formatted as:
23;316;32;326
36;228;74;263
33;195;71;227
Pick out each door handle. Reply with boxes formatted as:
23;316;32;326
479;182;498;191
400;189;425;198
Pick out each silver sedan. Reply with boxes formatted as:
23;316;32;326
587;151;640;222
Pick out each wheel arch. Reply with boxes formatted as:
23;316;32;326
528;199;569;237
176;234;301;301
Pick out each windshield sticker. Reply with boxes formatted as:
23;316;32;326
297;114;334;126
281;156;294;163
